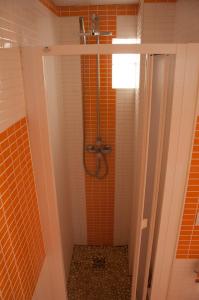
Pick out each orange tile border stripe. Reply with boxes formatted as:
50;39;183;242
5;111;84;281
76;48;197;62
39;0;177;16
39;1;177;16
39;1;139;16
145;0;176;2
0;118;45;299
83;54;116;245
176;116;199;259
80;7;116;244
59;4;139;16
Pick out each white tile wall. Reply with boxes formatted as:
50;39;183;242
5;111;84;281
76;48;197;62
0;48;26;131
59;16;80;44
117;15;138;38
174;0;199;43
141;1;199;44
0;0;58;47
142;3;176;43
0;0;59;130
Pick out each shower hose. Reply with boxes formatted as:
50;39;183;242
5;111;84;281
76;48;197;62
81;55;109;180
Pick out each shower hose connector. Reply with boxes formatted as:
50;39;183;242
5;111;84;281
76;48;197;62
86;142;112;154
84;140;111;179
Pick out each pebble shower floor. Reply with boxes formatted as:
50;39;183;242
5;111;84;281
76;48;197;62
67;245;131;299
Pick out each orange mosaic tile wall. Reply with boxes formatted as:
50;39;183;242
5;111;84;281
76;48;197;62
59;4;138;17
145;0;176;3
176;116;199;259
82;55;115;245
0;118;45;299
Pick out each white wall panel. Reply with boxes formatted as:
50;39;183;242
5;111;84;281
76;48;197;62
115;90;135;245
44;56;74;278
60;17;87;244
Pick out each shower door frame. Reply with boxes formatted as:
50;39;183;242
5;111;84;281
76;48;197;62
150;44;199;300
21;43;199;300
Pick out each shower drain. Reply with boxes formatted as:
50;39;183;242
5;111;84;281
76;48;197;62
92;256;106;269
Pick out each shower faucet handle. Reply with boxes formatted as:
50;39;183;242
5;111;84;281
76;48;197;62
85;144;112;154
86;144;97;153
100;144;112;154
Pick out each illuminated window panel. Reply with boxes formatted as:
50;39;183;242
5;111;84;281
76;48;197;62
112;38;140;89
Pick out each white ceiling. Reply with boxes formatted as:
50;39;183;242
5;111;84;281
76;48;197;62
53;0;138;5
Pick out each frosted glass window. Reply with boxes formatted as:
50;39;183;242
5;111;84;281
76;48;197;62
112;38;140;89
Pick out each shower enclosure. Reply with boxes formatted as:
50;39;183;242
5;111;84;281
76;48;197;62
21;43;199;300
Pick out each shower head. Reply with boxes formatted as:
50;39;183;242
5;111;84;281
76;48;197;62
91;14;99;33
90;14;112;37
79;14;112;41
79;16;86;44
79;17;85;33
